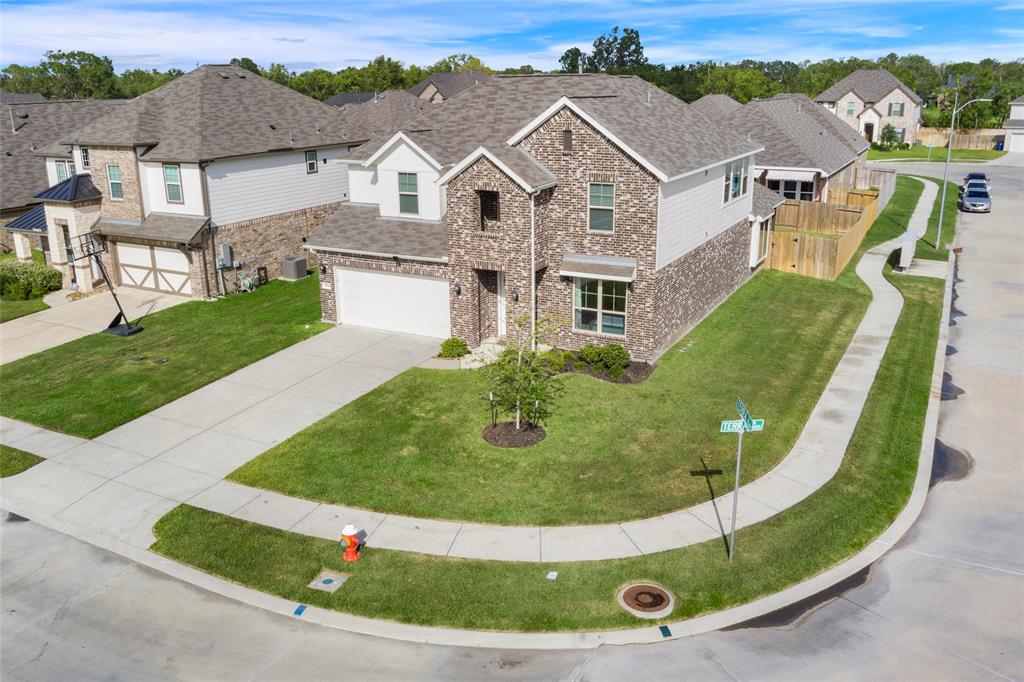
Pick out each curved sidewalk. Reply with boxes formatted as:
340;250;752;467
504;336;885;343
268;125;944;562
1;179;937;563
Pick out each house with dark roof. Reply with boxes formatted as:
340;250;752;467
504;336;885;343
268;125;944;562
720;93;869;203
307;73;777;361
325;91;377;107
815;69;923;144
3;64;388;297
409;69;488;103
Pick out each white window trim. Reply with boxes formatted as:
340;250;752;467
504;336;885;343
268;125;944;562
846;101;856;116
723;159;749;206
162;163;184;204
588;182;615;232
305;150;318;174
398;172;419;215
573;277;627;337
80;147;90;169
106;163;123;201
55;159;76;182
752;217;772;266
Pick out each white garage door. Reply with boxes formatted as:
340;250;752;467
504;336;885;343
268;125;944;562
116;242;192;295
1008;133;1024;154
335;267;450;338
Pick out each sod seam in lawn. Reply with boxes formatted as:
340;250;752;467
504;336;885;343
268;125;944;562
0;276;330;438
151;268;943;632
0;444;44;478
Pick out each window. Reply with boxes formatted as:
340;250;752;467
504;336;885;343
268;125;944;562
825;101;835;110
888;102;904;117
562;129;573;153
754;217;772;264
723;159;748;203
574;278;626;336
777;179;814;201
588;183;614;231
846;101;855;116
80;147;90;169
305;150;318;174
54;159;76;182
106;164;123;199
478;190;499;230
163;163;183;203
893;127;905;143
398;172;418;214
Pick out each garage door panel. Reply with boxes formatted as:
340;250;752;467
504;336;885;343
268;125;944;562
116;243;190;296
116;243;152;266
336;267;450;338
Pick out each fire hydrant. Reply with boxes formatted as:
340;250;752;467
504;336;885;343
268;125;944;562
340;524;363;562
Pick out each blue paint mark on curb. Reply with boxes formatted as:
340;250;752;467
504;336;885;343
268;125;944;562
294;604;307;616
659;625;671;638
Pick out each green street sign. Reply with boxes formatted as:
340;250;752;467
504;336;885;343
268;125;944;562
720;418;765;433
736;398;753;430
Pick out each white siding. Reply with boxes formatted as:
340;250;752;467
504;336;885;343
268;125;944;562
45;157;74;186
655;157;754;270
138;161;205;216
348;166;380;205
373;141;443;220
1010;102;1024;121
205;146;349;225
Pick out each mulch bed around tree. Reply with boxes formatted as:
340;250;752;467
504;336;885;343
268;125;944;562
483;421;547;448
564;359;655;384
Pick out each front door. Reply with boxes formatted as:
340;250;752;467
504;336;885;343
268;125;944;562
863;122;875;142
496;271;507;337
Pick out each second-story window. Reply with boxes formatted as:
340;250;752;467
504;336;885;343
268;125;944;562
846;101;855;116
888;102;904;117
107;164;123;199
80;147;90;169
478;190;499;230
723;159;748;203
588;182;614;231
305;150;318;174
562;129;573;153
398;172;418;214
163;164;183;203
55;160;75;182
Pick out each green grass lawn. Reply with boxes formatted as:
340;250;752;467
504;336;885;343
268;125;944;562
0;276;330;438
867;146;1005;163
0;249;51;323
909;176;958;260
0;444;44;477
152;266;944;632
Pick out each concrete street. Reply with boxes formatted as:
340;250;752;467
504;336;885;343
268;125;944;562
1;158;1021;680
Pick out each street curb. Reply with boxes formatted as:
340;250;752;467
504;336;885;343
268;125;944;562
0;250;954;650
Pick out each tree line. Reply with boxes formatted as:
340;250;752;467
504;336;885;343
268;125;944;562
3;32;1022;129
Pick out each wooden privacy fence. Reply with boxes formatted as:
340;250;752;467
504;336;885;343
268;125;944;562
768;190;881;280
834;165;896;212
917;127;1006;150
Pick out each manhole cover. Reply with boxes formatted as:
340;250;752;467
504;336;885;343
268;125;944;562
617;583;675;619
307;569;349;593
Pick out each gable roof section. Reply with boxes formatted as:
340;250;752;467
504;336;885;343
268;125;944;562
409;70;488;100
1;98;124;210
772;93;870;159
751;182;785;220
33;173;102;203
815;69;922;105
437;144;557;192
1;92;46;104
65;65;361;163
337;90;432;144
690;94;742;118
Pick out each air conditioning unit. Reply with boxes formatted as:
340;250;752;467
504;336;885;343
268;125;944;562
281;255;308;281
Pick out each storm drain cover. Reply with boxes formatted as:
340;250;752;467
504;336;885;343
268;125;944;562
617;583;675;619
307;569;349;593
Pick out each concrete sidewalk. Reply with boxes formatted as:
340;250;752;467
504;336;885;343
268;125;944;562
0;287;186;364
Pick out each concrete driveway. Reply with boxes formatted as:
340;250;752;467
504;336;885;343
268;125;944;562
0;288;186;364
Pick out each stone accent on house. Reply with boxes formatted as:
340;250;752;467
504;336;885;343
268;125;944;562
311;250;449;323
88;147;144;221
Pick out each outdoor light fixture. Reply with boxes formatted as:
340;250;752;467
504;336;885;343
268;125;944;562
454;282;462;296
511;289;520;302
318;263;326;275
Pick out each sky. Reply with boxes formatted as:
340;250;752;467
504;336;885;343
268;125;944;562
1;0;1022;73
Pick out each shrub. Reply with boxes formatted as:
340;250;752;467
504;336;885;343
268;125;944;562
0;260;62;301
438;337;470;358
578;343;602;366
599;343;631;377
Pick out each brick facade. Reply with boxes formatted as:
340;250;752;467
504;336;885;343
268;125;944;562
88;146;144;221
313;251;449;322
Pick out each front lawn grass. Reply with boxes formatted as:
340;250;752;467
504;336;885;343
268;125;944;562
152;268;943;632
867;146;1005;163
0;276;330;438
0;444;44;477
908;176;958;260
0;250;51;323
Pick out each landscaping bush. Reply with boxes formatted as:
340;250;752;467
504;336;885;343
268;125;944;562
578;343;602;366
599;343;631;377
0;261;62;301
438;337;470;358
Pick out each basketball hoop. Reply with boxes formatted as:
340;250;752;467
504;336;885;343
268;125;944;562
70;231;142;337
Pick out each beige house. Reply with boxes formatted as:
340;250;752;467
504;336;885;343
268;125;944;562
815;69;922;144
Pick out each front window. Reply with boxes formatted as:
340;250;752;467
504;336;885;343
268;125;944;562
778;180;814;201
478;190;499;230
588;183;614;231
574;278;626;336
107;164;123;199
894;127;905;143
398;172;418;214
889;102;904;117
723;159;748;203
305;150;318;174
80;147;90;169
163;163;183;203
846;101;855;116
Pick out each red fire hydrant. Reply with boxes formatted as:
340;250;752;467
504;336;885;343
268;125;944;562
340;524;362;562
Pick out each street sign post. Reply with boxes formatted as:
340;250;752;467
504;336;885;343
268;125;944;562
722;398;764;562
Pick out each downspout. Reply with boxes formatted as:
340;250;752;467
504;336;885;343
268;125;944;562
199;161;223;297
530;191;537;350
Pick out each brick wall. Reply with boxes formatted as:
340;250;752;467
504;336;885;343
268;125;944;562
88;147;144;221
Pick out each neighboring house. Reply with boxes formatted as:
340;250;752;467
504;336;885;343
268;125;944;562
0;91;46;104
720;93;869;202
4;65;372;298
815;69;923;144
332;90;432;143
409;70;488;103
325;91;377;107
690;93;743;118
1003;95;1024;153
307;73;773;361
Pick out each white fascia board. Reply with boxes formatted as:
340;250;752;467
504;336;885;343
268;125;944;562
506;97;670;182
303;243;448;264
436;146;557;193
558;268;635;283
361;132;442;171
663;148;766;184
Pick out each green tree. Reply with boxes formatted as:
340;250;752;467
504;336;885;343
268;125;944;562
483;314;563;431
289;68;338;101
558;47;588;73
230;57;261;74
878;124;901;150
430;54;492;74
118;68;182;97
589;26;648;72
361;55;406;92
261;63;293;87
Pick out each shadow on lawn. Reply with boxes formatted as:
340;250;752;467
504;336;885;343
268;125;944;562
690;457;730;557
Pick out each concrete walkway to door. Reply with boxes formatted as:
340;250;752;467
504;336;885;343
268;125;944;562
0;287;186;364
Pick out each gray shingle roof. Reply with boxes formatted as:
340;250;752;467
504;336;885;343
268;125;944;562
1011;94;1024;105
326;91;376;107
65;65;361;163
751;182;785;219
336;90;432;144
34;174;102;203
722;94;868;176
409;70;488;100
1;99;124;210
96;213;208;244
0;92;46;104
357;74;761;182
307;203;447;261
815;69;922;105
690;94;742;118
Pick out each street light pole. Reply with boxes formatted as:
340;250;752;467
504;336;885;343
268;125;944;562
935;93;992;250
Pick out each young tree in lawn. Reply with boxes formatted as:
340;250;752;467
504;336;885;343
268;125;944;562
879;124;901;150
483;313;563;431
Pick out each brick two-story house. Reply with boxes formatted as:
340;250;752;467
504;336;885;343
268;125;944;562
307;74;775;361
815;69;922;144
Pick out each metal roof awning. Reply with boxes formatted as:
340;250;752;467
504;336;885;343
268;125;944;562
95;213;208;245
4;204;47;233
559;253;636;282
761;168;818;182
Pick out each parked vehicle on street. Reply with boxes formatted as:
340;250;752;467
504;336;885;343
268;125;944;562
961;172;990;190
959;187;992;213
960;179;989;195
